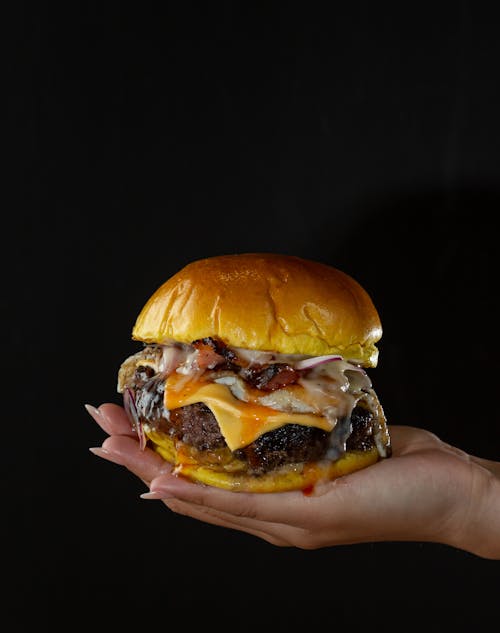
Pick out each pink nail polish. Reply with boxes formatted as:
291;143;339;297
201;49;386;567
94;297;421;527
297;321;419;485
140;491;162;499
84;403;102;423
89;447;109;456
140;490;174;500
89;447;124;466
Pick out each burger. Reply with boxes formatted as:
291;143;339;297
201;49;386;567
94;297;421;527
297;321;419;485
117;253;391;493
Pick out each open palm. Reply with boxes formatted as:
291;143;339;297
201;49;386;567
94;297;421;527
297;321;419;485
87;403;499;559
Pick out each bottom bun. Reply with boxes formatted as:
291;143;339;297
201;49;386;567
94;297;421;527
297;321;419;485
145;429;380;493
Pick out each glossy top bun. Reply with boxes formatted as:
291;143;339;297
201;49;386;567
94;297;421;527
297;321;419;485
132;253;382;366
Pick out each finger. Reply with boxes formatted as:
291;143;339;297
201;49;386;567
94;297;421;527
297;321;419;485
85;403;136;437
161;497;294;547
90;435;171;483
387;425;444;456
146;471;320;525
143;473;306;540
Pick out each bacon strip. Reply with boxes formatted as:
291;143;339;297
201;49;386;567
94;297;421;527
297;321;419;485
192;337;237;370
244;363;299;391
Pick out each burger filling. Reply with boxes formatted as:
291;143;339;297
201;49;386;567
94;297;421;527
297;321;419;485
117;337;390;475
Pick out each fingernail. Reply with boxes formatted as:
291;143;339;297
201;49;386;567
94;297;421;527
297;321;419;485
85;403;102;423
140;490;174;500
140;491;163;499
89;446;109;456
89;447;124;466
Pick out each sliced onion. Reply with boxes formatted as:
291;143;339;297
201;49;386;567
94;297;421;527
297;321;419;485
124;387;147;450
159;345;185;375
294;355;343;370
214;375;248;401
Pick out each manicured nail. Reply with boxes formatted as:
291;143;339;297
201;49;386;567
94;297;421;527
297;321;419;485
140;490;174;500
140;491;162;499
85;403;102;423
89;446;109;457
89;446;124;465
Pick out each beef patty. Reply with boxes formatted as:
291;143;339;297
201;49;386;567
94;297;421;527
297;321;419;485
132;372;376;474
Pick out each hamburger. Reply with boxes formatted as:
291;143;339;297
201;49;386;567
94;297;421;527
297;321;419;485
117;253;391;493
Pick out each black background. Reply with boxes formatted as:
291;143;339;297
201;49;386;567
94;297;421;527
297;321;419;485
6;1;500;631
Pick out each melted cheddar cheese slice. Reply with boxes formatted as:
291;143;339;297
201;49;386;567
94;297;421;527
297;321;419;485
164;374;334;451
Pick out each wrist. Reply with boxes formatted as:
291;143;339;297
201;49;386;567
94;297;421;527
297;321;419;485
446;461;500;560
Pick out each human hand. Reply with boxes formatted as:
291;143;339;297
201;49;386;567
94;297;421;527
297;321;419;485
86;403;500;560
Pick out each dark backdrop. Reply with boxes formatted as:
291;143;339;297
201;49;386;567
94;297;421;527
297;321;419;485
6;2;500;631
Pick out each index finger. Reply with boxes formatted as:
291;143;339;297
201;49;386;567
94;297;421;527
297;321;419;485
85;402;136;437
